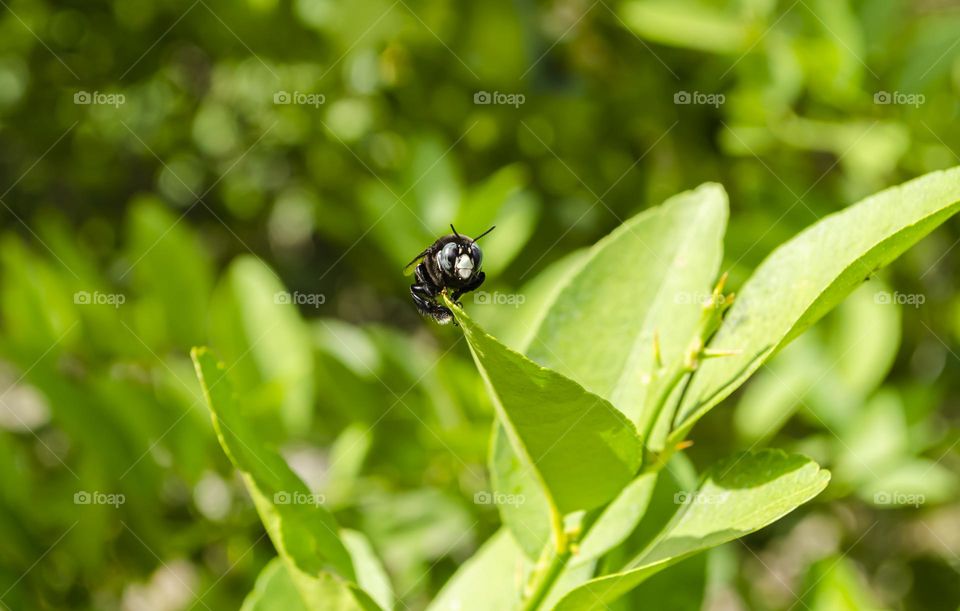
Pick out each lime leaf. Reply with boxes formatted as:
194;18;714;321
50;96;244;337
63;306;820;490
449;304;643;520
209;256;315;434
525;183;728;423
553;450;829;610
573;472;658;564
192;348;383;611
427;530;526;611
677;166;960;437
241;558;308;611
343;530;394;610
490;184;726;557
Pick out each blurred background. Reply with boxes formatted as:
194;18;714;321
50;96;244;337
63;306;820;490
0;0;959;608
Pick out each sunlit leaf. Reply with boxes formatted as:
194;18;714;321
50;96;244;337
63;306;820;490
192;348;384;611
449;304;643;520
677;166;960;439
553;450;829;609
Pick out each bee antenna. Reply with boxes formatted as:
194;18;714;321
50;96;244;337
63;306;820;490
473;225;496;242
450;224;461;238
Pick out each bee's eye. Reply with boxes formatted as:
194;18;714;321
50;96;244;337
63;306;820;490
439;243;458;272
471;244;483;270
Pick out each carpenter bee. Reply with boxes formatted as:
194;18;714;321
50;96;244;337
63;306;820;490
406;225;495;325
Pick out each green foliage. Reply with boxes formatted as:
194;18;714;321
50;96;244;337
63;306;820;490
553;451;829;610
676;167;960;439
3;1;960;609
450;301;643;526
193;348;385;610
524;183;728;422
194;173;960;609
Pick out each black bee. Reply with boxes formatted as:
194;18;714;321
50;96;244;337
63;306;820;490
406;225;495;325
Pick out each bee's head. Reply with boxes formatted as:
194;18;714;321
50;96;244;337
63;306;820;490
437;239;483;281
436;225;494;281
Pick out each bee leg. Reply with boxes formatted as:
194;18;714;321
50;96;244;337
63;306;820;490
451;272;486;305
411;286;451;324
410;271;454;325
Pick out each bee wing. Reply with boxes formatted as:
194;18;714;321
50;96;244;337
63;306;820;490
403;248;430;276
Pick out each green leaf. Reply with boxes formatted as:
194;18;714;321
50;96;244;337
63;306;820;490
125;195;214;347
615;552;709;611
324;425;373;509
490;184;726;558
553;450;829;610
619;0;751;54
489;427;554;557
676;166;960;437
800;556;885;611
486;251;591;558
524;183;728;423
491;249;590;352
449;303;643;522
192;348;383;611
241;558;309;611
209;256;315;434
427;530;526;611
342;530;394;611
574;472;658;564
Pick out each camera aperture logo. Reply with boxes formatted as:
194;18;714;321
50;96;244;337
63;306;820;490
74;91;126;108
474;491;525;507
473;291;525;308
274;291;326;307
74;290;126;308
74;490;125;508
473;91;525;108
274;91;326;108
674;91;725;108
273;491;325;506
874;91;924;108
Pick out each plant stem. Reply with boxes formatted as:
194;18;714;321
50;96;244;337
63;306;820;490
549;505;568;554
639;363;688;451
521;546;571;611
